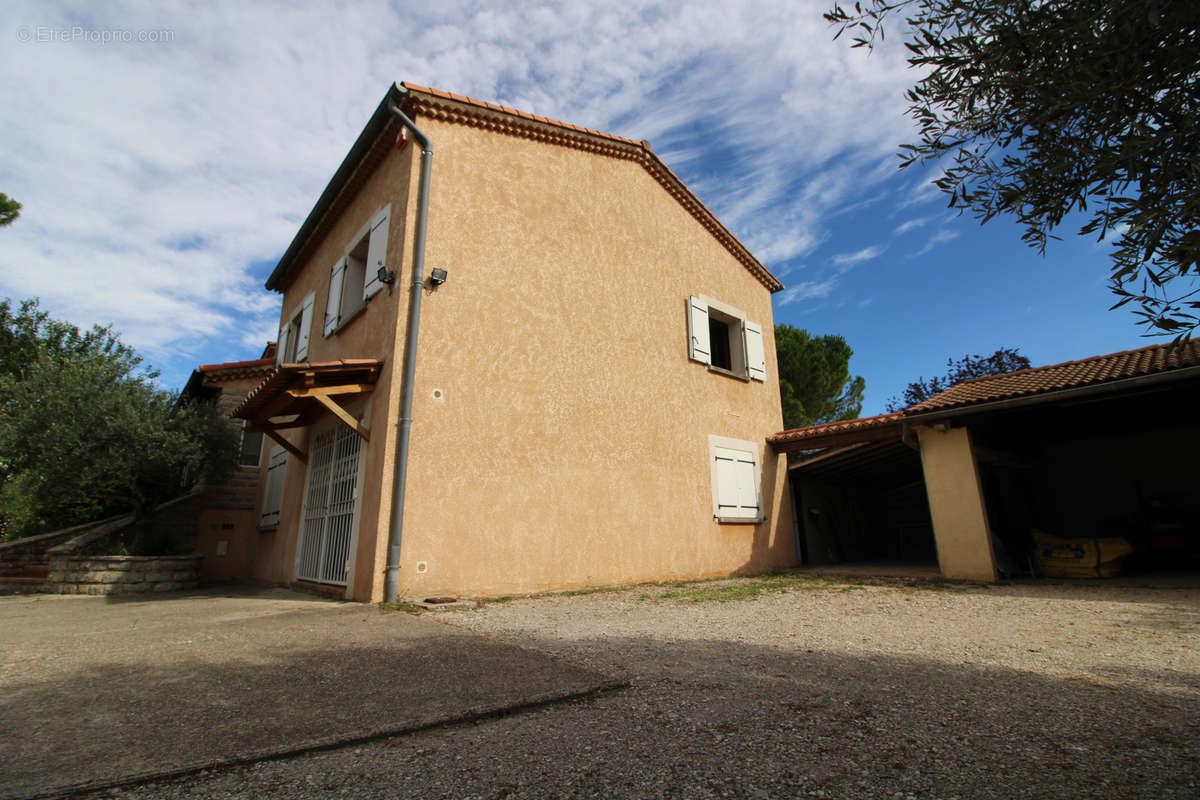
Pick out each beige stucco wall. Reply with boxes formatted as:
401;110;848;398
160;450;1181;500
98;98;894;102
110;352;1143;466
266;113;795;600
916;425;998;582
383;117;795;599
253;140;416;598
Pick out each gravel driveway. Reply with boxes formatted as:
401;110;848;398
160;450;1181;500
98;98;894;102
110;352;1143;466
87;575;1200;799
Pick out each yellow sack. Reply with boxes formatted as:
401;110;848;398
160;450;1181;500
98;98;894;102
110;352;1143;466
1032;529;1134;579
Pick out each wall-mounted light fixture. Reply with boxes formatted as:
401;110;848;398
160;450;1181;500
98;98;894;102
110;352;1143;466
429;267;447;286
377;266;396;286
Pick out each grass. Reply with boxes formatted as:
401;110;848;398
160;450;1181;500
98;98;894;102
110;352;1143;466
651;573;865;603
403;571;972;610
645;572;971;603
377;600;426;615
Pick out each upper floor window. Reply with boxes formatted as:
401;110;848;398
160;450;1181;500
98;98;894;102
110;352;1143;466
687;295;766;382
325;204;391;336
277;292;315;364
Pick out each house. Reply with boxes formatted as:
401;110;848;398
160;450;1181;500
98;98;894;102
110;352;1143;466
232;83;796;602
178;346;277;582
771;341;1200;580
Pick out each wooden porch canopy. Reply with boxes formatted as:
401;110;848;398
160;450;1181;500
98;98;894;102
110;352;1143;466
231;359;384;463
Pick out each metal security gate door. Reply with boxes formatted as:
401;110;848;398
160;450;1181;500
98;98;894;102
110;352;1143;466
296;424;362;585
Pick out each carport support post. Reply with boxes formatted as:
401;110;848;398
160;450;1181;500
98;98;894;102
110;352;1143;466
916;425;998;582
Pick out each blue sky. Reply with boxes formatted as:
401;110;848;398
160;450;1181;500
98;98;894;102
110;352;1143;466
1;0;1150;415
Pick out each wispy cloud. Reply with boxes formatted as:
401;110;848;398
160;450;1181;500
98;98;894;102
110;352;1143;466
0;0;920;386
912;229;960;257
777;279;837;306
832;245;885;271
894;215;934;236
894;177;944;212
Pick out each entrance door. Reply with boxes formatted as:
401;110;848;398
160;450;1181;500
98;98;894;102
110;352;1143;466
296;423;362;585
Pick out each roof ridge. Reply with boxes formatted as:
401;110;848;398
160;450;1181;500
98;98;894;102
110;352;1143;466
954;340;1191;386
268;83;783;294
401;83;645;148
398;83;781;294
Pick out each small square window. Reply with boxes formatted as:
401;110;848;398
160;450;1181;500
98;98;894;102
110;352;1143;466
687;295;766;382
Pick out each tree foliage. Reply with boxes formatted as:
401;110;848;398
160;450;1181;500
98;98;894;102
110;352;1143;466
826;0;1200;338
0;193;19;227
776;324;865;429
0;299;238;543
885;346;1031;411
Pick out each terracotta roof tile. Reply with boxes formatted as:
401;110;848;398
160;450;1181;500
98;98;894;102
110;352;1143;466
198;357;275;374
767;412;904;448
403;82;646;148
906;340;1200;414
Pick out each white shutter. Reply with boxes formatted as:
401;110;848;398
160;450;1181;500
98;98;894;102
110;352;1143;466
687;296;711;365
714;447;742;517
745;321;766;382
294;293;314;362
362;207;390;301
324;260;345;337
732;450;760;518
276;322;290;365
261;448;288;528
714;446;760;521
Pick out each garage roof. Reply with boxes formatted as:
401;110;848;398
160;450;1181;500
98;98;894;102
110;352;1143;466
906;340;1200;415
769;340;1200;453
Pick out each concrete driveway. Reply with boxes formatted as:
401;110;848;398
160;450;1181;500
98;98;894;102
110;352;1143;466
0;586;618;800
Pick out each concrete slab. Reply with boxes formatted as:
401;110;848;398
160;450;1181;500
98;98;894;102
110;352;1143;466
0;586;620;800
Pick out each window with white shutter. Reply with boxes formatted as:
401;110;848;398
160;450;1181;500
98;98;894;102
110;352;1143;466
687;296;711;365
324;259;345;336
708;435;763;523
276;322;290;365
294;293;314;361
324;204;392;336
362;206;389;301
744;321;766;382
278;292;314;363
260;447;288;529
687;295;767;382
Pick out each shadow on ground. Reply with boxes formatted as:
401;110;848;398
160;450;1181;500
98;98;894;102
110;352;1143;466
54;627;1200;800
0;599;617;800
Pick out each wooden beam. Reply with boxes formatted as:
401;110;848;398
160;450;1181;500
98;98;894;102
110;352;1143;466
771;424;902;454
248;418;308;432
285;383;376;399
313;394;370;441
262;428;307;463
256;390;301;421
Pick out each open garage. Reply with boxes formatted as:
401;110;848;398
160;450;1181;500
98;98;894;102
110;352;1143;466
771;341;1200;581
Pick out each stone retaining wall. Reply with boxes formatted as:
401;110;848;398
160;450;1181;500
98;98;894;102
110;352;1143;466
0;519;127;577
48;555;203;595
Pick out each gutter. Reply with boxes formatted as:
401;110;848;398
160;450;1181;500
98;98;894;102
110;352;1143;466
384;90;433;603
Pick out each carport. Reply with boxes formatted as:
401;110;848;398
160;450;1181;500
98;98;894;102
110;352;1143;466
772;414;938;573
770;341;1200;582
